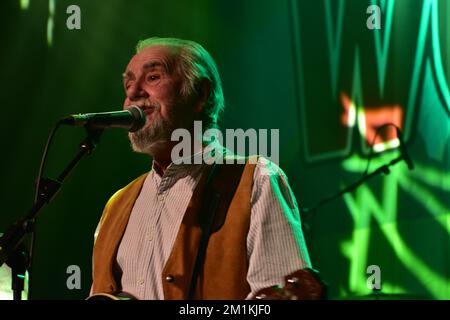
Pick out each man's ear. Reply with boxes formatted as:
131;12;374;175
194;79;212;113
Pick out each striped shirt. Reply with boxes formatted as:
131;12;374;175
96;154;311;299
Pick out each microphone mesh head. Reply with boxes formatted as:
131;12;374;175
127;106;146;132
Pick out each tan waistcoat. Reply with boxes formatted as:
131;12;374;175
91;159;257;299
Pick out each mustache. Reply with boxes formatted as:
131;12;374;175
129;100;160;111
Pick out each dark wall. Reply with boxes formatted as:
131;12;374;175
0;0;449;299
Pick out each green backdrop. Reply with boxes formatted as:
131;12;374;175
0;0;449;299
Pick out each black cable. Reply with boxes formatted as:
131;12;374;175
28;120;63;300
35;121;63;202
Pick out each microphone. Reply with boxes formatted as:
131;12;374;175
60;105;146;132
396;127;414;170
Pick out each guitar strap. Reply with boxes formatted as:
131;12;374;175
187;158;248;299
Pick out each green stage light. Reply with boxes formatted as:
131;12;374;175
341;152;450;298
20;0;29;10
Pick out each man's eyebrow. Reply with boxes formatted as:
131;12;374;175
142;61;166;70
122;61;168;80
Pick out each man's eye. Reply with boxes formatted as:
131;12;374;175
146;74;160;82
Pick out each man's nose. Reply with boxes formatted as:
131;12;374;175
128;81;149;101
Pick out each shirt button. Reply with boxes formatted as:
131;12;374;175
158;194;165;202
165;275;175;283
146;232;153;241
138;278;145;286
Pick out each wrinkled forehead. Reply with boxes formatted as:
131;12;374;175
126;45;179;74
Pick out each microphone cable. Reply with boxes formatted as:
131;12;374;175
28;120;64;300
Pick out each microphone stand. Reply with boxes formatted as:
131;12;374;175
301;154;406;217
0;127;103;300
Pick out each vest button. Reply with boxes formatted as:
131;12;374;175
165;275;175;283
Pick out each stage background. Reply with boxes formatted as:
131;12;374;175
0;0;449;299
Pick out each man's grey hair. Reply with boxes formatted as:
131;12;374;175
136;37;225;130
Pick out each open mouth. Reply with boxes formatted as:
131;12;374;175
142;106;156;116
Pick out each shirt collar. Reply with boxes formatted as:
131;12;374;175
151;139;227;178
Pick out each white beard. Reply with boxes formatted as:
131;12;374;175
128;111;175;155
